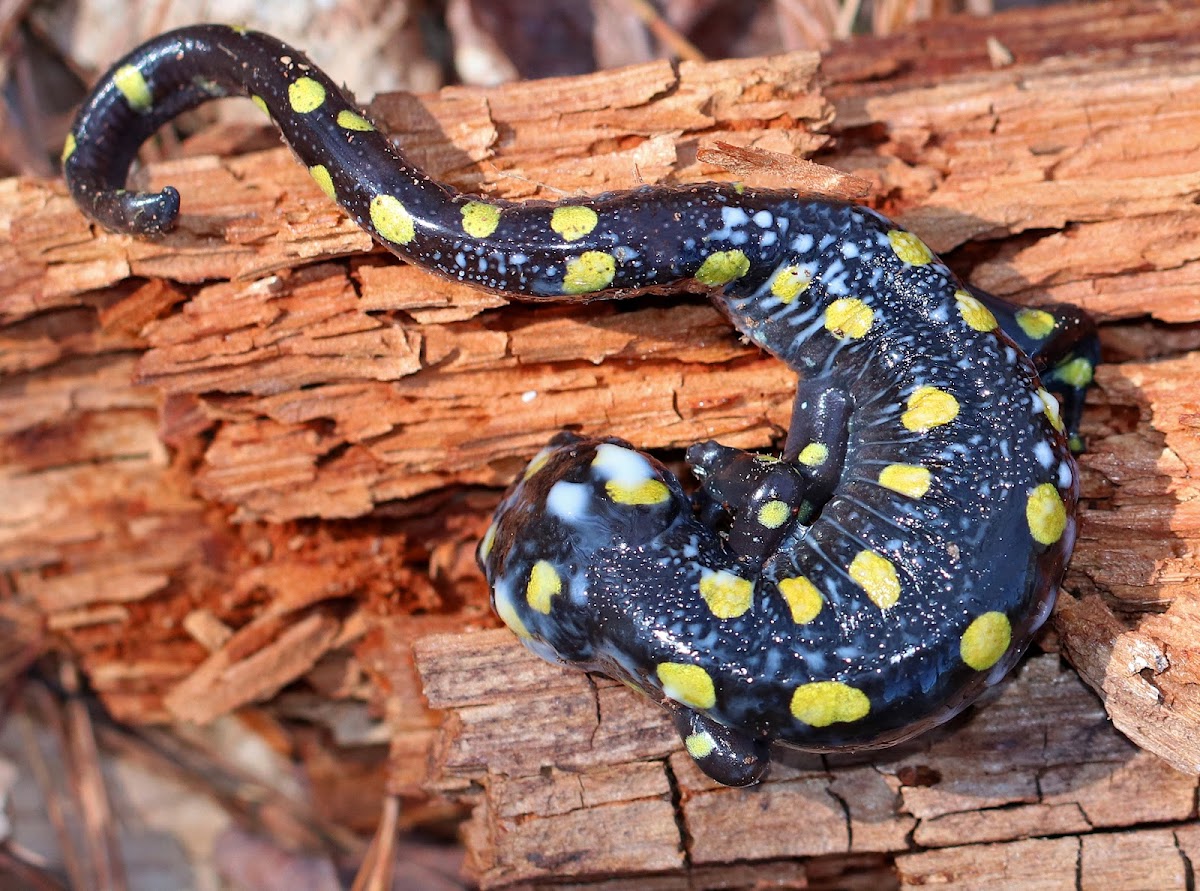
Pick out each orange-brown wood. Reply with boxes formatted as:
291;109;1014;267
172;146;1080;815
5;1;1200;885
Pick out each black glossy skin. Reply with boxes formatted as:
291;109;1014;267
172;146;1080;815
64;25;1098;786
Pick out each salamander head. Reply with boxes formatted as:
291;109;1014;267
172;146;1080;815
477;432;698;658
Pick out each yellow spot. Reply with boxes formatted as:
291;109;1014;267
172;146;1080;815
522;447;552;480
308;165;336;200
960;611;1012;671
479;523;497;561
461;201;502;238
798;443;828;466
61;133;76;164
1016;308;1056;340
699;569;754;619
888;229;933;265
336;109;374;131
606;479;670;505
1026;483;1067;546
526;560;562;614
288;76;326;114
251;95;270;116
848;550;900;610
733;182;746;194
370;194;415;245
550;206;599;241
657;663;716;710
494;593;532;639
771;265;811;303
824;298;875;339
685;731;716;759
790;681;870;727
563;251;616;294
778;576;823;624
695;250;750;286
1038;388;1065;433
954;289;997;332
878;464;931;499
1055;357;1094;389
114;65;152;112
757;500;790;529
902;386;959;432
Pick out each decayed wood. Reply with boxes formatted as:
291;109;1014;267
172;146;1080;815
415;631;1199;888
5;0;1200;884
411;1;1200;885
0;45;828;789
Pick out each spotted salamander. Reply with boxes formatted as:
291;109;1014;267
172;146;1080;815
64;25;1098;786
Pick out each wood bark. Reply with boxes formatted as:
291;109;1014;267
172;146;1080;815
5;0;1200;886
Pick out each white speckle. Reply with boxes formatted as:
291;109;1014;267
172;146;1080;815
824;268;850;296
722;206;750;227
1058;462;1073;488
792;233;815;253
753;210;774;228
889;643;919;664
547;481;592;522
591;442;654;485
509;252;527;264
522;390;538;403
1033;440;1054;468
841;241;860;258
706;208;753;246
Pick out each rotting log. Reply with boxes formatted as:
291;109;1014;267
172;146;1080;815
5;0;1200;886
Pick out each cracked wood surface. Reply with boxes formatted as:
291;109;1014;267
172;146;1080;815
4;0;1200;885
415;632;1199;888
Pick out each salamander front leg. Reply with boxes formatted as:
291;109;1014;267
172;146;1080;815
666;701;770;786
964;286;1099;452
781;379;852;505
687;379;851;566
687;442;806;567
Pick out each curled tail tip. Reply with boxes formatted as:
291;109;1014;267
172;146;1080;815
69;180;182;237
127;186;182;235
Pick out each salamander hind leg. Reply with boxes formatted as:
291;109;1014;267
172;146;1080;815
668;701;770;786
963;286;1099;452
